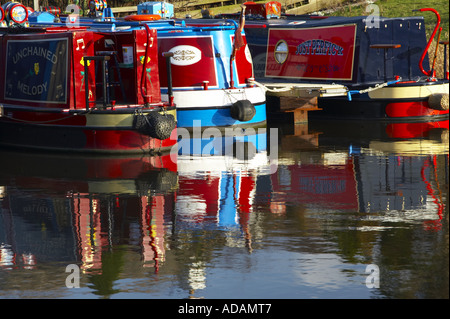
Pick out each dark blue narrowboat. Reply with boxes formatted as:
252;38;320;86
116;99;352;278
217;2;449;122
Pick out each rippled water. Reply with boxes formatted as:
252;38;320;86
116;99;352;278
0;120;448;299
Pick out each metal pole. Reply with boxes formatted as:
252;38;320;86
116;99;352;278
103;58;108;108
443;42;449;80
163;52;174;106
84;57;89;111
84;56;110;109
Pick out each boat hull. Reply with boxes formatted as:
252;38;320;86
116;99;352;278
314;82;449;121
166;86;267;128
155;23;267;128
240;13;449;121
22;17;268;129
177;103;266;128
0;105;177;154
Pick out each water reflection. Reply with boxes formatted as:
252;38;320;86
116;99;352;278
0;119;448;299
0;152;177;297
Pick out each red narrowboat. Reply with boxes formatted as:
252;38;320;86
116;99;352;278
0;23;176;153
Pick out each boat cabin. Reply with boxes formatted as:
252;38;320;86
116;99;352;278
245;14;432;85
0;26;162;109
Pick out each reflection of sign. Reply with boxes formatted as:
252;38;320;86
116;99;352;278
266;25;356;80
5;38;68;104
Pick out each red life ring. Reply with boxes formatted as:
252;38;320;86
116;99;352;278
124;14;161;21
0;7;5;23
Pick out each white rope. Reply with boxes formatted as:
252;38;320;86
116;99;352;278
248;80;292;93
347;79;401;100
249;78;402;100
355;81;392;94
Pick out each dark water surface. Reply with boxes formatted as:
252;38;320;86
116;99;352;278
0;120;448;299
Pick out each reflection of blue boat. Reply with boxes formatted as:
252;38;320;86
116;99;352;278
26;2;267;129
175;128;272;232
177;125;268;157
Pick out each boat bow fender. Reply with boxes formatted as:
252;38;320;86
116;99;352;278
428;93;449;111
230;99;256;122
133;112;176;140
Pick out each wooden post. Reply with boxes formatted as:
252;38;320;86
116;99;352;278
33;0;40;11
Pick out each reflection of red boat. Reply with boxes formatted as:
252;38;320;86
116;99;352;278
0;150;177;273
307;118;449;152
270;155;359;212
386;119;449;139
0;23;176;153
266;145;447;234
0;150;177;194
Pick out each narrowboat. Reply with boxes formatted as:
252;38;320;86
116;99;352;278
123;1;267;129
28;1;268;130
0;3;177;153
217;2;449;122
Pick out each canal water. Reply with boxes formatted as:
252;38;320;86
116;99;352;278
0;119;448;300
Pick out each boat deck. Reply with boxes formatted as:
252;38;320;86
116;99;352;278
260;82;348;98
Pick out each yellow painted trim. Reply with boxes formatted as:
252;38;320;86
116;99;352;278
84;108;176;127
368;82;449;99
85;113;133;127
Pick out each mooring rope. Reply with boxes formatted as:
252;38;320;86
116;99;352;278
247;80;292;93
249;78;403;100
346;79;402;101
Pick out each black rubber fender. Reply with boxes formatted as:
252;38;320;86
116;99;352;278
230;100;256;122
427;93;449;111
134;112;176;140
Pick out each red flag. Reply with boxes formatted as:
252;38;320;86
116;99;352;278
230;5;246;88
233;5;246;50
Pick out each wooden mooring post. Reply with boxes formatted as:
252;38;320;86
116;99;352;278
263;82;347;126
266;95;320;125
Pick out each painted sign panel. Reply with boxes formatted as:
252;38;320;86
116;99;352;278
158;36;217;88
4;38;68;104
168;45;202;66
265;25;357;80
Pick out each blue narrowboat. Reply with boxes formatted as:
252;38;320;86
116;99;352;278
26;1;267;130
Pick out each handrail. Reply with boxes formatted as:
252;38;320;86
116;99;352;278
83;55;111;110
413;8;441;77
141;23;152;105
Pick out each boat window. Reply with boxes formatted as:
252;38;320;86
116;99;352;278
274;40;288;64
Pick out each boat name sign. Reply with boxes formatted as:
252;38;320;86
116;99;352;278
295;39;344;56
4;38;68;104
